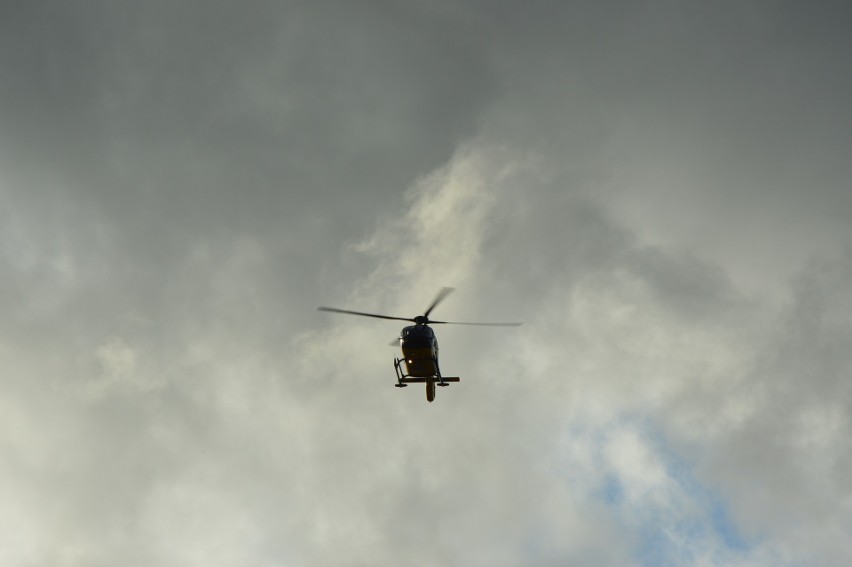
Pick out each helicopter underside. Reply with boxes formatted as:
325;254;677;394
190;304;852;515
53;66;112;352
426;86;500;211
400;348;438;377
393;350;459;403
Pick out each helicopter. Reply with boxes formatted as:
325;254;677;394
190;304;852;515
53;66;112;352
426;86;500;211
318;287;521;402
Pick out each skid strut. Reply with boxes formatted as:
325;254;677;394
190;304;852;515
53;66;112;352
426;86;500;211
393;358;407;387
434;355;447;387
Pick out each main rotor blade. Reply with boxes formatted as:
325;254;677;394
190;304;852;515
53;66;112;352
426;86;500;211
423;287;455;318
317;307;413;323
429;320;523;326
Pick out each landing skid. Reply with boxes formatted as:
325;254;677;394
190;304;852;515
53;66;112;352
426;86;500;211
394;357;460;402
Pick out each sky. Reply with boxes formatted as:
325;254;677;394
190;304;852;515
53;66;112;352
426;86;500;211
2;1;851;565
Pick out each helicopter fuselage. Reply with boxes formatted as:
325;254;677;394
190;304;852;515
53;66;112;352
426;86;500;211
399;324;438;376
395;324;457;402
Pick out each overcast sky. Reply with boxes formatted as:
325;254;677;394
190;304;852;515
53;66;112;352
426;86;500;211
2;1;851;565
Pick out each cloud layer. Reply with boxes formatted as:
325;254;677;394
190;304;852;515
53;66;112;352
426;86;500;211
2;2;851;565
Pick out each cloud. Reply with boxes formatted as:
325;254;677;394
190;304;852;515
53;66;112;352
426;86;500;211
4;131;850;565
4;103;850;567
2;2;851;566
330;140;852;565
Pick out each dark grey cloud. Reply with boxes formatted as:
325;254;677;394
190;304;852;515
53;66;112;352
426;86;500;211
1;0;501;362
